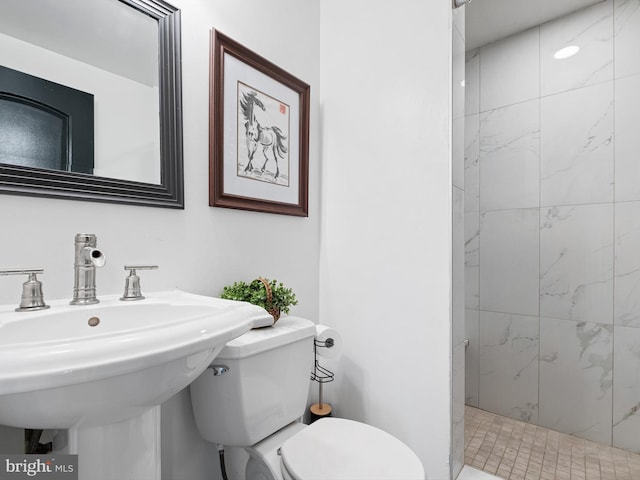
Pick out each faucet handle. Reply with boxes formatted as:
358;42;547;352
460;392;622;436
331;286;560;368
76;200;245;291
120;265;158;301
123;265;159;272
0;268;51;312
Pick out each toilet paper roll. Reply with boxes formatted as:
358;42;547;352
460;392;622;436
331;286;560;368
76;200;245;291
315;324;342;359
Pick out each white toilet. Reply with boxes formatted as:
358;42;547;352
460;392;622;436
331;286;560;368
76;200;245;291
190;316;425;480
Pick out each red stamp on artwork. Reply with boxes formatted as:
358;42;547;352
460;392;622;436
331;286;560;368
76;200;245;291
279;104;286;114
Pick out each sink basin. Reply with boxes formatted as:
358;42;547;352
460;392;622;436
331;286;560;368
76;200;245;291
0;290;273;480
0;289;272;427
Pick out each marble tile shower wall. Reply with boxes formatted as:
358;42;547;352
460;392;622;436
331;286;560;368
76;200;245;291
464;0;640;453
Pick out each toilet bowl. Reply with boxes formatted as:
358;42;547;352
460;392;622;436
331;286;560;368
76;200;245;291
190;317;425;480
244;418;424;480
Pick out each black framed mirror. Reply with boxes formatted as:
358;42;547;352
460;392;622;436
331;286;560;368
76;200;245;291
0;0;184;208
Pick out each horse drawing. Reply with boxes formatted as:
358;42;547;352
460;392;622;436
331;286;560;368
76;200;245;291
239;90;288;182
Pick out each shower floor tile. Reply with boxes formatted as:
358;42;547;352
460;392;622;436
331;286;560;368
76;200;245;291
464;406;640;480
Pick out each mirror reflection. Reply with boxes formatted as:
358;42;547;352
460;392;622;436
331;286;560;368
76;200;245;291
0;0;161;184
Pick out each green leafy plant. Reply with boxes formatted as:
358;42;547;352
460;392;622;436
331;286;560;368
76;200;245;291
220;277;298;320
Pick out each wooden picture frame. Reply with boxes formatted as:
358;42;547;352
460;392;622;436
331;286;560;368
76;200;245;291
209;30;310;216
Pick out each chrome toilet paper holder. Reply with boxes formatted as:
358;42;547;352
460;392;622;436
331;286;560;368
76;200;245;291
310;338;335;420
311;338;335;384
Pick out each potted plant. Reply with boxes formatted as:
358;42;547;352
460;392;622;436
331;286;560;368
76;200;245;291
220;277;298;322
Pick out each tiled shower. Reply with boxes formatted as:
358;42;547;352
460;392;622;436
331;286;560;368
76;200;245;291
464;0;640;453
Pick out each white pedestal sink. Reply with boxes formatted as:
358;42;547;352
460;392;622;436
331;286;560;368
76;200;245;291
0;290;273;480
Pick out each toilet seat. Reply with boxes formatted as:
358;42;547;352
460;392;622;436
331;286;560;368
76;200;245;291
280;418;424;480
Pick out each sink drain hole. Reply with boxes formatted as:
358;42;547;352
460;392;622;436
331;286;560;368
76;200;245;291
88;317;100;327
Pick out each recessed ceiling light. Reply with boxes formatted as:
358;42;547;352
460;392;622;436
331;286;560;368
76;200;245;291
554;45;580;60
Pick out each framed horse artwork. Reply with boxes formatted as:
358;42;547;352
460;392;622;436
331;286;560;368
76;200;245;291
209;30;310;216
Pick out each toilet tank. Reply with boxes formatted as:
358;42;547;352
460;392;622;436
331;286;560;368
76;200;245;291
190;316;316;447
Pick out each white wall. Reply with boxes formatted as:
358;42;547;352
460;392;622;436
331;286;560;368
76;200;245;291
319;1;454;479
0;1;320;479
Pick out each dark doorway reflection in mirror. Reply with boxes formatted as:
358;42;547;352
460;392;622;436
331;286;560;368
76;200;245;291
0;65;94;174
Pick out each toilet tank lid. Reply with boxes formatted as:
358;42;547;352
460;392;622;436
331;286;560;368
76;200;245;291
216;316;316;360
281;418;425;480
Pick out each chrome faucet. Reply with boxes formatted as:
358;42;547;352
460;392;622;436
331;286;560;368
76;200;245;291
70;233;106;305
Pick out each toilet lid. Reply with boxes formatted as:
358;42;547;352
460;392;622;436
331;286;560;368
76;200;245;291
280;418;424;480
